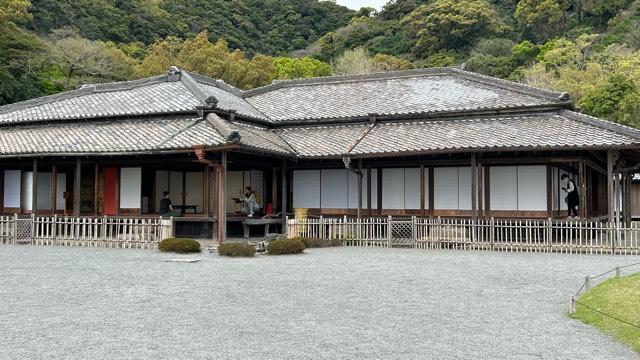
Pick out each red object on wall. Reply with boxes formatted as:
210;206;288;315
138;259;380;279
103;167;118;215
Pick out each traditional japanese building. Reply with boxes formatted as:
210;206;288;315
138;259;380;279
0;66;638;241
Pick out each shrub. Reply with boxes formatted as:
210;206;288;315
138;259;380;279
217;242;256;257
159;238;201;253
267;238;305;255
298;237;343;248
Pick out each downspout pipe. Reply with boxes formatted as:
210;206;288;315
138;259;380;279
343;156;363;219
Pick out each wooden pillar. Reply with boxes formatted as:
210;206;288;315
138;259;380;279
281;159;288;229
419;164;425;216
471;153;477;223
546;165;553;218
624;172;632;226
607;150;615;223
578;161;587;218
74;157;81;216
216;151;227;244
366;166;372;216
31;158;38;214
484;165;491;218
356;160;363;219
94;163;99;216
428;167;434;215
51;165;57;215
271;168;278;212
203;165;211;216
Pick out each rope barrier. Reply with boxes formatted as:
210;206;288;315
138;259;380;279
570;262;640;330
574;300;640;330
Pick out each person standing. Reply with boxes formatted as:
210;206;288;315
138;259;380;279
561;174;579;219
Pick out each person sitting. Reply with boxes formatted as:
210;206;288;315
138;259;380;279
159;191;180;217
239;186;260;217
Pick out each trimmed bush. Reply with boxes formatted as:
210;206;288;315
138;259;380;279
218;242;256;257
267;238;305;255
159;238;201;253
298;237;343;248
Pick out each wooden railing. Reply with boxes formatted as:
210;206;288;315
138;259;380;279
286;216;640;255
0;214;174;249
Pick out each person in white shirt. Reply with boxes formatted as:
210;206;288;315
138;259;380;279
561;174;579;218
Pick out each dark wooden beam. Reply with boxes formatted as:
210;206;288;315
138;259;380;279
607;150;615;223
31;158;38;214
471;153;477;224
579;161;587;218
74;157;81;216
281;158;288;230
51;165;57;215
419;164;425;216
94;163;99;216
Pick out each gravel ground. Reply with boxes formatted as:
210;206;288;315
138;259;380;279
0;245;638;360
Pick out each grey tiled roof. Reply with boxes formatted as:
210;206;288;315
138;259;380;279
276;110;640;158
245;68;569;122
0;79;201;124
277;123;371;157
0;113;293;156
0;116;213;155
0;67;637;158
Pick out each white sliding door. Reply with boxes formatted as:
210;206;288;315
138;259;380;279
120;168;141;209
4;170;21;209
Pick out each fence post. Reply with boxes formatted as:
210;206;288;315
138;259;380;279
387;215;392;248
30;213;35;244
436;216;442;247
319;215;324;240
570;296;576;314
615;266;621;277
13;213;18;245
584;276;591;292
412;215;417;247
547;218;552;253
285;215;289;238
489;217;495;251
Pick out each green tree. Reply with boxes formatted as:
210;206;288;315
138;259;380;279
137;32;275;89
372;53;414;71
333;47;382;75
402;0;504;57
515;0;570;41
578;75;638;124
272;57;331;79
0;0;31;23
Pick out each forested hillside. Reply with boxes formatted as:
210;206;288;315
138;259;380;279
1;0;640;127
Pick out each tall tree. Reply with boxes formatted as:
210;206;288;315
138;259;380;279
402;0;504;57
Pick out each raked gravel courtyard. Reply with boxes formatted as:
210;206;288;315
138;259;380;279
0;245;638;360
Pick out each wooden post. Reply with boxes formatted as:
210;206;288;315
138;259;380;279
366;166;372;216
31;158;38;214
216;151;227;244
546;165;553;218
471;153;477;241
419;164;425;216
624;172;632;226
357;159;363;220
51;165;57;216
74;157;81;216
94;163;99;216
203;165;211;216
271;168;278;212
607;150;615;224
578;161;586;219
282;159;288;233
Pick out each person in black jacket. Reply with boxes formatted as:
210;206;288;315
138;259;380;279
561;174;579;219
159;191;179;217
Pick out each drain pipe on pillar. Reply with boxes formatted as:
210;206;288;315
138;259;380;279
343;156;363;220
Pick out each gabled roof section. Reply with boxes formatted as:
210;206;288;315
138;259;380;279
276;110;640;158
0;67;266;125
244;67;572;123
